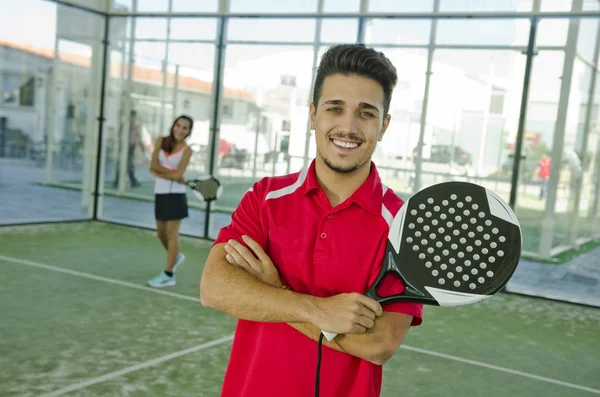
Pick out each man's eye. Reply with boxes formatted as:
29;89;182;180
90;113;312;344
327;107;341;112
361;112;375;118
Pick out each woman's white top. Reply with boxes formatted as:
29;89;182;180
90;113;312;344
154;145;188;194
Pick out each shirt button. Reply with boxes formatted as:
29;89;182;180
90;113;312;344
327;214;333;219
321;232;327;239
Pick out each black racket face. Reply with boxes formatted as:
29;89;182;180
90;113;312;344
187;177;222;202
368;182;521;307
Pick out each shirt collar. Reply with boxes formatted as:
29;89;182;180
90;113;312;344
301;159;383;215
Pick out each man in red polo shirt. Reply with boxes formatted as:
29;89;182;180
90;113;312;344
200;44;423;397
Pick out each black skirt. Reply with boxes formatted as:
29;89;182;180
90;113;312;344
155;193;189;221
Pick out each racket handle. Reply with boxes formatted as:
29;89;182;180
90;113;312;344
321;331;338;342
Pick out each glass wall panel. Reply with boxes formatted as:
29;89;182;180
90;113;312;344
0;0;105;224
98;16;216;236
228;19;316;43
209;44;315;238
230;0;318;13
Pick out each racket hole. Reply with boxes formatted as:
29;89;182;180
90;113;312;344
406;237;413;243
454;281;461;287
486;220;492;226
411;210;418;216
471;269;478;275
447;272;454;279
457;202;464;208
428;248;434;254
419;204;426;210
489;257;496;263
419;254;426;260
442;250;449;256
432;220;439;226
472;204;479;210
464;210;471;216
453;230;460;236
440;264;447;270
434;206;441;212
413;245;419;251
461;224;468;230
466;246;473;252
499;236;506;243
423;225;430;232
478;277;485;284
438;227;445;234
451;194;457;200
436;242;443;248
469;283;476;290
492;228;499;234
465;196;472;202
430;233;436;239
417;217;424;223
432;270;439;276
427;198;434;204
458;252;465;258
451;244;458;250
480;263;487;269
444;236;451;242
482;248;489;254
477;226;484;232
438;278;445;285
473;254;480;260
449;258;456;264
465;260;472;266
425;261;433;268
456;266;463;272
470;218;477;224
463;275;470;281
478;212;485;218
421;239;428;245
455;215;462;222
426;211;432;217
487;271;494;277
447;221;453;228
415;231;422;237
475;240;482;246
468;232;475;238
491;242;498;249
434;255;441;262
459;238;466;244
449;208;456;214
442;200;449;206
440;214;447;220
498;250;504;257
409;223;415;229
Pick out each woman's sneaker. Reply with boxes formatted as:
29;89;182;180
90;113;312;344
147;271;176;288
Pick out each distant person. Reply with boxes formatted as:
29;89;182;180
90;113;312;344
147;115;194;288
113;110;143;188
536;154;552;200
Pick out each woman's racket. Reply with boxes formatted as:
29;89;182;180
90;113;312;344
185;176;222;203
321;181;522;342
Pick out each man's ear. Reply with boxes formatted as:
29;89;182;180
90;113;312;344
379;114;391;141
309;102;317;131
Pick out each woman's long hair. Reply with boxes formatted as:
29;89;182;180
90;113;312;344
161;115;194;153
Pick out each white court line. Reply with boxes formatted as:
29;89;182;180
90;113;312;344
0;255;199;303
3;254;599;395
36;335;234;397
400;345;600;394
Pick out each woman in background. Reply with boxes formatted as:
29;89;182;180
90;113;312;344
147;115;194;288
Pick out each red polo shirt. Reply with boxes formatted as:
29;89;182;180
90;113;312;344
213;160;423;397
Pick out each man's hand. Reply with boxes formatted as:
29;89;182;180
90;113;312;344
311;293;383;335
224;236;283;288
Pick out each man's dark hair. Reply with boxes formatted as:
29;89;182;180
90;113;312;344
312;44;398;116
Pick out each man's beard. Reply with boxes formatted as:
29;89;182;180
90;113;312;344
318;149;370;174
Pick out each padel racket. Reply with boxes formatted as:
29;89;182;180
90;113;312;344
186;176;222;203
321;181;521;341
